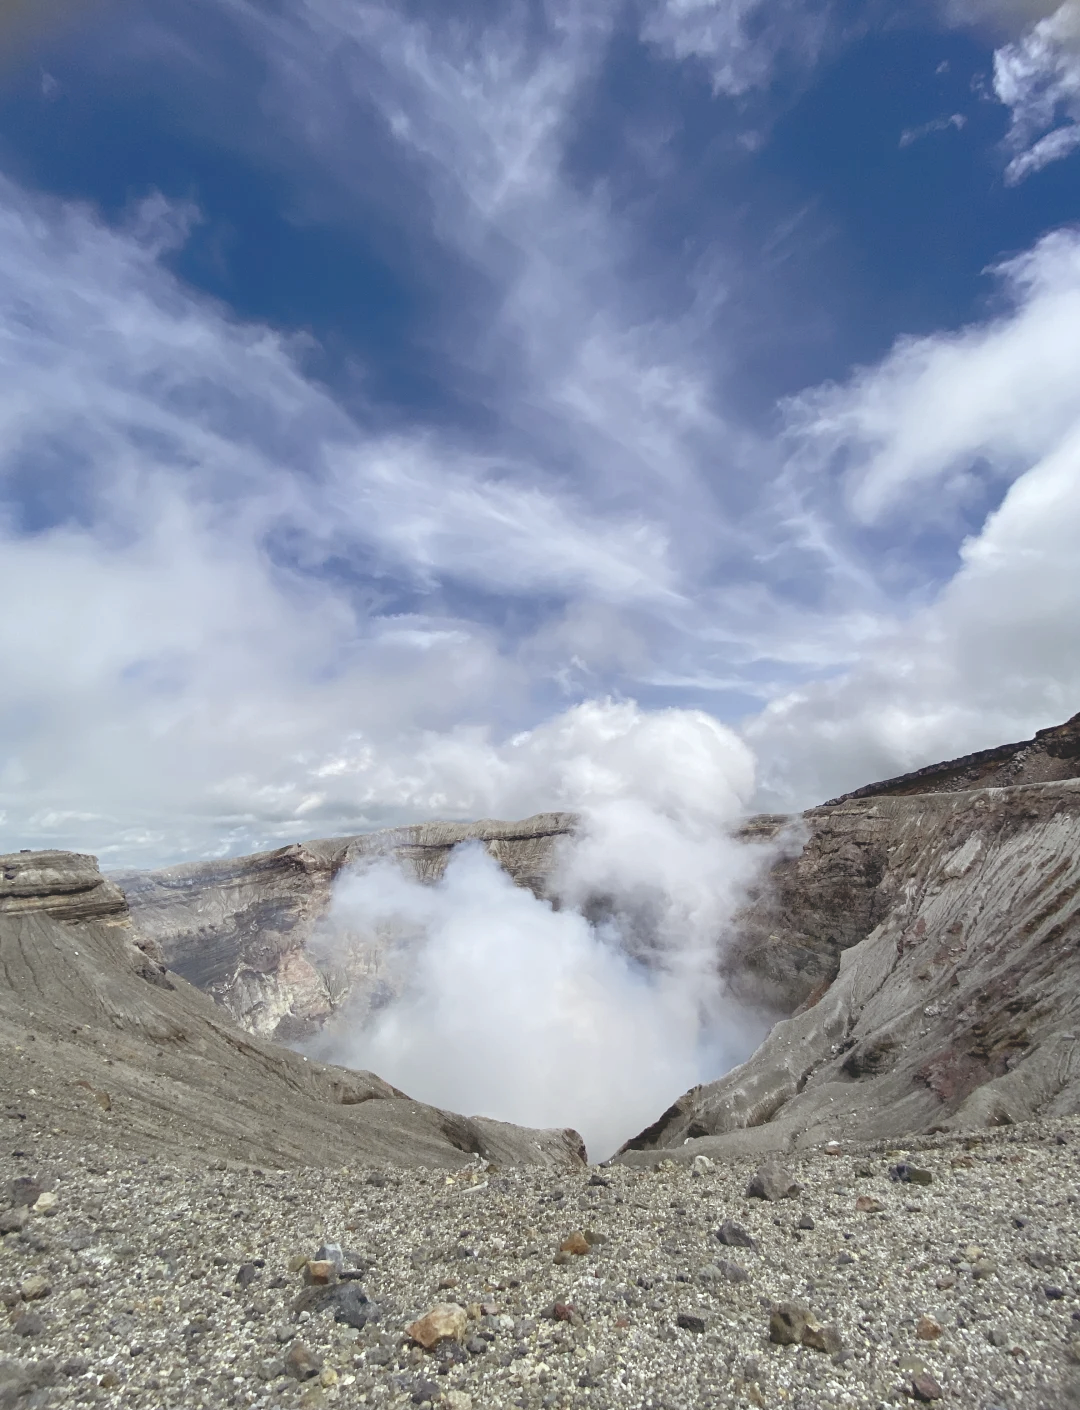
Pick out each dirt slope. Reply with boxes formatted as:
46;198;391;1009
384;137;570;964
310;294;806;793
0;850;585;1171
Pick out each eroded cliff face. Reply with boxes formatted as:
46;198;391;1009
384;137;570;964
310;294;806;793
114;815;575;1041
618;779;1080;1163
0;849;586;1170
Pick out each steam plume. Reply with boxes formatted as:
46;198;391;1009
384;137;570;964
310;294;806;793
309;701;771;1160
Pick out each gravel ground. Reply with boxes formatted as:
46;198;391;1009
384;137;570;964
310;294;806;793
2;1121;1078;1410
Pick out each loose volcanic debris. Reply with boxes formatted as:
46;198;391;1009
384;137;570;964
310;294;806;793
1;1123;1079;1409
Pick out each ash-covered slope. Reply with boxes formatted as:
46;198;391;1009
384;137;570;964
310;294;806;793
113;815;574;1041
619;779;1080;1163
0;850;585;1170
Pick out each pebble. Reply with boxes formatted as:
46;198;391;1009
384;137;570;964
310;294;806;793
745;1162;799;1201
716;1218;757;1249
284;1339;322;1380
406;1303;468;1349
916;1315;943;1340
911;1370;945;1400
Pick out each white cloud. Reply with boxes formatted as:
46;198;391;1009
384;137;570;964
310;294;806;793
783;229;1080;524
639;0;833;96
990;1;1080;180
749;229;1080;808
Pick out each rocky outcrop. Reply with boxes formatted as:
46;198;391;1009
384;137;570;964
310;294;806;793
826;710;1080;803
0;849;586;1170
618;779;1080;1163
114;815;575;1041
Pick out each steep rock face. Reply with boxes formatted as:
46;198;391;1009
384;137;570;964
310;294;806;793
618;780;1080;1163
0;849;586;1169
114;815;574;1040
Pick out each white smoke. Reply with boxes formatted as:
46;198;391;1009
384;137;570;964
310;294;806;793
309;700;772;1161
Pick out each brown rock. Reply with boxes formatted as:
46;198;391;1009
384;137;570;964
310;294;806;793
20;1275;51;1302
406;1303;468;1349
559;1232;590;1256
916;1316;943;1341
911;1371;944;1401
855;1195;884;1213
552;1302;575;1322
802;1318;843;1354
769;1301;809;1345
303;1260;337;1286
284;1340;322;1381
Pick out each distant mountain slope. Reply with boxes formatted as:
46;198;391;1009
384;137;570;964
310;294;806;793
825;711;1080;804
0;849;585;1169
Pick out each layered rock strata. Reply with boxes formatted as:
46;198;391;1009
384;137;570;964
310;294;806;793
619;780;1080;1162
114;815;575;1040
0;849;585;1170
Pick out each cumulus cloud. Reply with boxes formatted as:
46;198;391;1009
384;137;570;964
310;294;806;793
748;229;1080;807
784;229;1080;524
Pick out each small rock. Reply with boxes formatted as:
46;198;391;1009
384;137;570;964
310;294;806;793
987;1328;1010;1347
769;1301;809;1345
911;1371;944;1401
717;1259;749;1284
690;1156;713;1177
802;1318;843;1355
824;1141;842;1156
465;1336;488;1355
314;1243;344;1271
971;1258;998;1280
235;1263;258;1288
746;1162;799;1201
13;1311;45;1338
32;1192;58;1217
9;1177;43;1207
558;1232;590;1256
551;1302;576;1321
410;1377;440;1405
275;1323;299;1343
1044;1285;1065;1300
588;1173;611;1187
20;1275;50;1301
855;1195;884;1213
797;1214;816;1230
716;1220;757;1250
0;1207;29;1234
916;1316;942;1341
98;1370;121;1389
407;1303;468;1349
837;1252;856;1267
284;1340;322;1381
304;1260;338;1286
890;1163;933;1185
438;1276;458;1290
676;1312;706;1333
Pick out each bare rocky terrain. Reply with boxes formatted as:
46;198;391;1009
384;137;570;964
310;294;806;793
4;718;1080;1408
2;1120;1078;1410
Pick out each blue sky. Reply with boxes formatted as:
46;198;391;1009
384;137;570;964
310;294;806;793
1;0;1079;863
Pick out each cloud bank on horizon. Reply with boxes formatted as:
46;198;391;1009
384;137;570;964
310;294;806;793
0;0;1079;865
